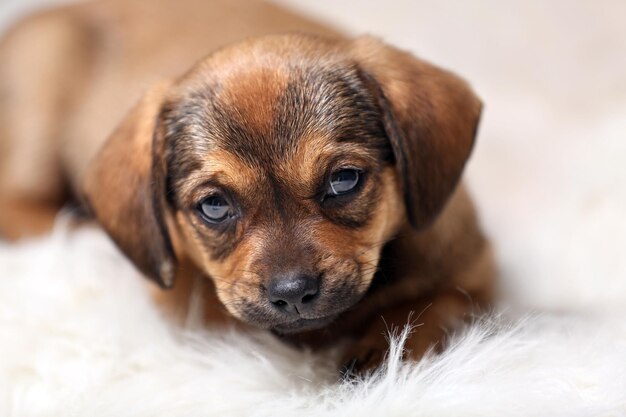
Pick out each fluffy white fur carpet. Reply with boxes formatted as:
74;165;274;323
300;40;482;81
2;226;625;416
1;1;626;416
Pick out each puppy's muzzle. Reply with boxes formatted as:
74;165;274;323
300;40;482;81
267;271;320;315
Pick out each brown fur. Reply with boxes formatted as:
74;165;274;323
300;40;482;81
0;0;496;373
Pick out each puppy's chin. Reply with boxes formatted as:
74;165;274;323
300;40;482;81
270;315;339;334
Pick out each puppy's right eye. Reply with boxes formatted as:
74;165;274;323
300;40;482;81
329;169;361;196
197;195;232;223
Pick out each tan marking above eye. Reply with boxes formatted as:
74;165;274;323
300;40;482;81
176;149;262;207
279;135;379;198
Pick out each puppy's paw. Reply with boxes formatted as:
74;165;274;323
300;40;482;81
339;335;390;378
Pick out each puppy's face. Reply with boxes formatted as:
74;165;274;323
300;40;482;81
84;34;481;334
160;43;404;332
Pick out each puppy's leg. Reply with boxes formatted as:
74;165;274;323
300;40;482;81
0;11;92;240
342;210;497;374
0;201;62;240
341;289;482;374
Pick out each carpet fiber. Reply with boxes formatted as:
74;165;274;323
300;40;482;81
1;226;625;416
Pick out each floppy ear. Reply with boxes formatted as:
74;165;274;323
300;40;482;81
351;37;482;229
83;82;177;288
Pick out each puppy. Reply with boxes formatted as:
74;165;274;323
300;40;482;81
0;0;496;371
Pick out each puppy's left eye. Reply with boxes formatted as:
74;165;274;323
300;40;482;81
329;169;361;196
197;195;232;223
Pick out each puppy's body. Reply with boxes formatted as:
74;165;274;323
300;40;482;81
0;0;495;371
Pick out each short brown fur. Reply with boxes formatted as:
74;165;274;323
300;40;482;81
0;0;496;373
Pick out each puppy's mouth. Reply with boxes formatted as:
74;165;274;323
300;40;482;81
271;314;338;334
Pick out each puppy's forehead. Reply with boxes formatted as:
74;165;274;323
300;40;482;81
220;67;288;134
163;37;388;191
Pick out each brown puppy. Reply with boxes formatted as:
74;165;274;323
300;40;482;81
0;0;496;372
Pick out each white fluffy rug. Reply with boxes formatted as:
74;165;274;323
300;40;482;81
2;226;625;416
2;1;626;416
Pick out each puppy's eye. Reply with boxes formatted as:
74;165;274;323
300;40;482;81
198;195;231;223
329;169;361;196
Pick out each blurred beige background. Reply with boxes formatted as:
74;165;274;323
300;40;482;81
1;0;625;311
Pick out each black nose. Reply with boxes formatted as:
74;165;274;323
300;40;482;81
268;272;319;314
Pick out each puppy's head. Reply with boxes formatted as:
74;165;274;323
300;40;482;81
84;34;481;333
